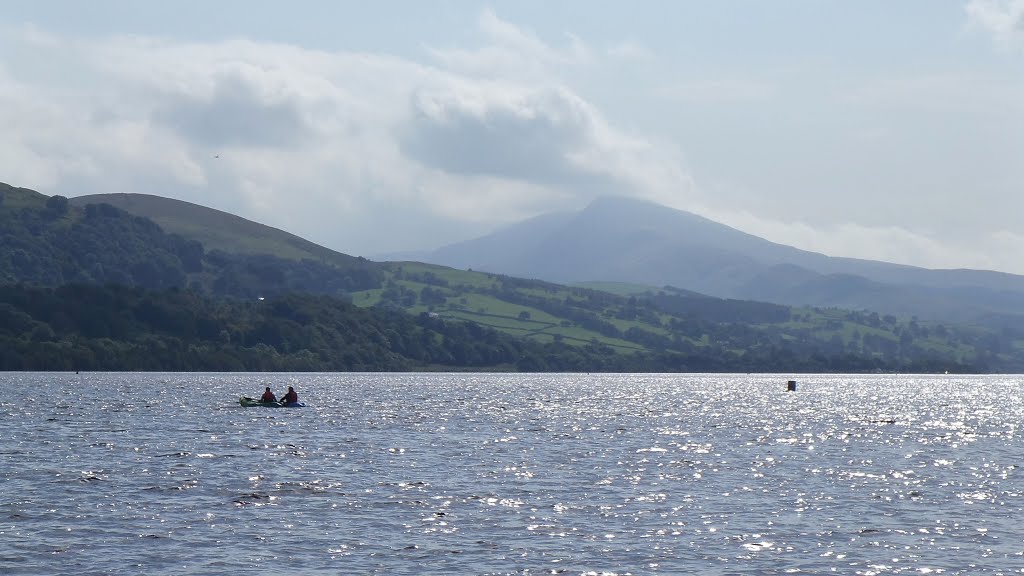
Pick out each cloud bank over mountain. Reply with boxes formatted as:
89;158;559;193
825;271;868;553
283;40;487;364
0;11;690;255
0;3;1022;274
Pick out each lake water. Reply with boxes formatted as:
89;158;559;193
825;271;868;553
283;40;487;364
2;372;1024;575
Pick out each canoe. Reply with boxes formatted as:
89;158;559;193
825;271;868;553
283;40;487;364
239;396;305;408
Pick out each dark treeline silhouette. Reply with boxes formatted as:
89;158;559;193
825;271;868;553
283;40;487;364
0;284;971;373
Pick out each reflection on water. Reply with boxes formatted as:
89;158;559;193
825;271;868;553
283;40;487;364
1;372;1023;574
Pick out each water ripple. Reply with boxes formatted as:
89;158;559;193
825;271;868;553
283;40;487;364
2;373;1023;574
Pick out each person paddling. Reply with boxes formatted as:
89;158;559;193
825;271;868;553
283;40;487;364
281;386;298;405
260;387;277;404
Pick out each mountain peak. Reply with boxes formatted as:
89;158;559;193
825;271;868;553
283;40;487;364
419;195;1024;323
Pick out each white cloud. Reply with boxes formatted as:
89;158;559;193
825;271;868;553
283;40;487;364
0;12;689;257
709;209;1024;275
402;84;623;192
966;0;1024;49
155;69;313;148
427;9;591;81
1;8;1022;276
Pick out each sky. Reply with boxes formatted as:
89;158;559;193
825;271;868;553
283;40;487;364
1;1;1023;273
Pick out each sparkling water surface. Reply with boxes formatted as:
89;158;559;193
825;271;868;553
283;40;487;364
2;372;1024;575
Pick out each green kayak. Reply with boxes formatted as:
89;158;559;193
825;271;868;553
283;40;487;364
239;396;305;408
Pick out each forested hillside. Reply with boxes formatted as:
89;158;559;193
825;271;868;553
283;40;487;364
2;181;1022;373
356;262;1016;372
0;283;973;373
0;183;382;297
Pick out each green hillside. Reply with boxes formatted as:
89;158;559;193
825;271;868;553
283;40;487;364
68;193;362;269
0;183;50;210
352;261;1010;372
1;183;382;296
4;181;1023;372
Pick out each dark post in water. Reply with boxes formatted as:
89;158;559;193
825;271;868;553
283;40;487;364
787;380;797;392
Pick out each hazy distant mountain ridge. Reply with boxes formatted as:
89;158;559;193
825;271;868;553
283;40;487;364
425;195;1024;325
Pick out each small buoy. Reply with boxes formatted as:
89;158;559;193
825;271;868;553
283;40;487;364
787;380;797;392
